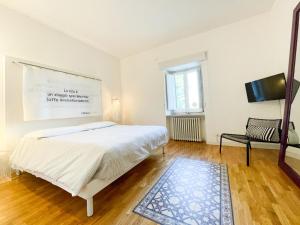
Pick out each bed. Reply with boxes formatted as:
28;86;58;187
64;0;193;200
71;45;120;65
10;121;168;216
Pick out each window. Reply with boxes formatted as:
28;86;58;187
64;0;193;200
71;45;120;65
165;67;204;113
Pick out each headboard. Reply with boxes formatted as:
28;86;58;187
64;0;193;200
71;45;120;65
4;56;103;151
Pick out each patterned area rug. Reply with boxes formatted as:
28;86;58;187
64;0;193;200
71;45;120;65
133;157;234;225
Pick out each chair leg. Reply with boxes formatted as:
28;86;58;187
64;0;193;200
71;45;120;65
249;142;252;150
246;143;250;166
219;135;223;154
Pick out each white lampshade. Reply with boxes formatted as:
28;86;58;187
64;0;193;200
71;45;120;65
112;98;121;123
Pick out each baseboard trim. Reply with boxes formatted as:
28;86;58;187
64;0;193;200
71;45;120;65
286;148;300;160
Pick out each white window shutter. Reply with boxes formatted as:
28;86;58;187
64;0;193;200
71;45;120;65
166;74;176;111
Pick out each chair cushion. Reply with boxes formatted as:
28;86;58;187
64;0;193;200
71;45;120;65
246;125;276;142
246;118;281;142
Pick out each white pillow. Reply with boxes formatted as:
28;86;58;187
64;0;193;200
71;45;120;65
79;121;117;131
24;126;83;139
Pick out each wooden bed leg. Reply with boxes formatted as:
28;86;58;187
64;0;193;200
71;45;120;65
16;170;20;176
87;197;93;217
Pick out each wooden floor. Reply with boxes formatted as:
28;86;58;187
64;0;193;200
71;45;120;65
0;141;300;225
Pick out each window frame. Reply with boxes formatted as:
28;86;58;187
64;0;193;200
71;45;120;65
165;66;204;114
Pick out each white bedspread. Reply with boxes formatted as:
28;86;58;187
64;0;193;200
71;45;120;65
10;124;168;196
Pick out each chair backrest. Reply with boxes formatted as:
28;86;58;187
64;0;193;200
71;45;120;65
246;118;282;143
288;121;299;144
289;121;295;130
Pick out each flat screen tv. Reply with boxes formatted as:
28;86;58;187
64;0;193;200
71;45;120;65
245;73;286;102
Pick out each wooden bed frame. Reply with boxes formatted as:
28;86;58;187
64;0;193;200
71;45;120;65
15;146;165;217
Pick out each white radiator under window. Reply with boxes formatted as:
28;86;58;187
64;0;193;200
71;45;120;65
170;116;202;142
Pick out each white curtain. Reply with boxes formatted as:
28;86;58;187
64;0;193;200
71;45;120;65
0;151;11;182
0;59;10;182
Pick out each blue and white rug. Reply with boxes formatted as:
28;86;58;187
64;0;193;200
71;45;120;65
133;157;234;225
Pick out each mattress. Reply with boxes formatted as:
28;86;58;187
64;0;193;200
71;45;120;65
10;123;168;196
84;125;168;180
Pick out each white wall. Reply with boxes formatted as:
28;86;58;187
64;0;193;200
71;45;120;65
121;0;299;145
0;56;5;151
0;0;297;150
0;5;121;151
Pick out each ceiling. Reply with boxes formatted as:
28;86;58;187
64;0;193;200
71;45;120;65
0;0;275;58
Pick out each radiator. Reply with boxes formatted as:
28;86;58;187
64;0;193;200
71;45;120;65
170;116;202;142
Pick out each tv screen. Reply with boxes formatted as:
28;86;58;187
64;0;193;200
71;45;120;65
245;73;286;102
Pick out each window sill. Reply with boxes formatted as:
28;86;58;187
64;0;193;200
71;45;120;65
166;112;205;118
